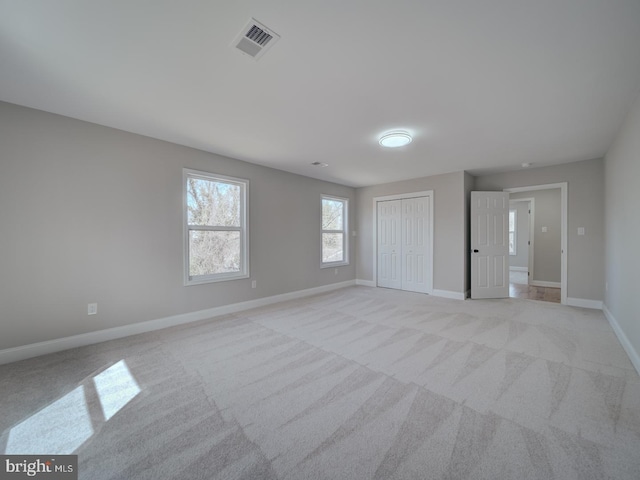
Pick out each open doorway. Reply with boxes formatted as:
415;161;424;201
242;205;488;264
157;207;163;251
508;197;534;290
504;183;567;304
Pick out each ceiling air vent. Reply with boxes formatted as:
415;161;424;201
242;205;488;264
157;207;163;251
231;18;280;61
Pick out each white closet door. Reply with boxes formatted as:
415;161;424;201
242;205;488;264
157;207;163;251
377;200;402;289
402;196;430;293
377;196;431;293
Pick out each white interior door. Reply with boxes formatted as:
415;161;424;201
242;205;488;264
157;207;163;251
402;196;430;293
377;200;401;289
471;191;509;299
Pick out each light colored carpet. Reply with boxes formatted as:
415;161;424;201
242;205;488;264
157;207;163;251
1;286;639;479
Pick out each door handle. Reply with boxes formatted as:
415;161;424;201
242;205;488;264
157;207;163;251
473;249;479;253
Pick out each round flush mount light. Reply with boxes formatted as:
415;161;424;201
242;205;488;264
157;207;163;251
379;131;412;148
311;161;329;167
521;162;533;168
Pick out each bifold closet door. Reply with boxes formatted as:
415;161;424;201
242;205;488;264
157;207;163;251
377;200;402;289
401;196;429;293
377;196;430;293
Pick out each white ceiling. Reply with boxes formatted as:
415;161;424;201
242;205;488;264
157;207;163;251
1;1;640;187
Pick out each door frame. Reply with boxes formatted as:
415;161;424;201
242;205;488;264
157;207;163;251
509;197;535;285
373;191;434;294
504;183;567;305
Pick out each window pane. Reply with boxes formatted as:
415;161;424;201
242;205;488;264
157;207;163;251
322;233;344;263
187;177;241;227
509;210;516;232
509;232;515;254
189;230;240;276
322;199;343;230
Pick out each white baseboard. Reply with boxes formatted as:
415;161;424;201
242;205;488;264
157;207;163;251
354;281;465;301
603;304;640;376
566;297;603;310
509;266;528;272
0;280;356;366
530;280;561;288
432;289;466;301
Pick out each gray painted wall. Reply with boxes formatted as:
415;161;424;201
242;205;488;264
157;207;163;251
0;102;356;350
510;189;561;283
356;171;467;295
604;90;640;365
509;200;530;269
474;158;604;301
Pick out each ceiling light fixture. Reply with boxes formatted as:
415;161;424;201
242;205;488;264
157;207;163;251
379;131;412;148
311;162;329;167
521;162;533;168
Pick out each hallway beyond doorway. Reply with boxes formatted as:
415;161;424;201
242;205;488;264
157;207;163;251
509;278;560;303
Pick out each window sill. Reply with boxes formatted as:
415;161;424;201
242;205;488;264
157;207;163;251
321;262;349;269
184;272;249;286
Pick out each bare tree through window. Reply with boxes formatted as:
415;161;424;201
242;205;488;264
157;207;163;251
184;170;248;283
322;196;347;264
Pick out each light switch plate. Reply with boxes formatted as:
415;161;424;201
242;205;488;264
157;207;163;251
578;227;585;235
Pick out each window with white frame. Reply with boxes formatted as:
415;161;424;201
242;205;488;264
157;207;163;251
509;209;517;255
321;195;348;266
184;169;248;285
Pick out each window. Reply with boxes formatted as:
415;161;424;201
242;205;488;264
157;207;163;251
184;169;248;285
509;209;517;255
321;195;348;266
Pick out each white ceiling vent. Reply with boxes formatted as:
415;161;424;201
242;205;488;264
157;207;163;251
231;18;280;61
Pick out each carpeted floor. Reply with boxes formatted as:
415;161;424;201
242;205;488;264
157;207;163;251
1;286;639;479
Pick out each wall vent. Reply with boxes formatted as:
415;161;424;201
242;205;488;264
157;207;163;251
231;18;280;61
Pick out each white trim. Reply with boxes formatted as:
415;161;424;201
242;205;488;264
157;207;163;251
373;191;435;202
509;266;528;272
0;281;356;366
432;289;466;300
372;190;434;294
530;280;561;288
354;283;467;300
603;304;640;375
566;297;603;310
505;183;567;305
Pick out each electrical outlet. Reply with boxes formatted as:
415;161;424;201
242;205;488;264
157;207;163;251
251;280;256;289
88;303;97;315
